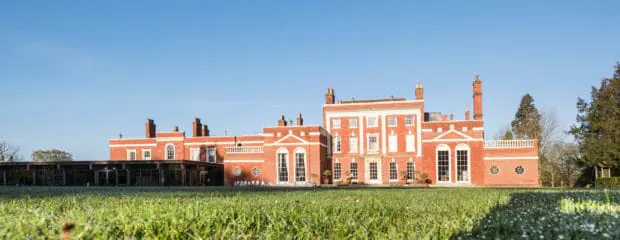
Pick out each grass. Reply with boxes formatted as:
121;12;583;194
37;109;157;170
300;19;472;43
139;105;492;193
0;187;618;239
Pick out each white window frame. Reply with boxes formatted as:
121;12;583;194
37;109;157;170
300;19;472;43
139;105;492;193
142;149;151;160
190;148;200;161
350;161;358;181
455;144;471;183
207;147;217;163
334;161;342;180
387;116;397;127
367;116;378;128
349;118;357;128
367;134;379;153
294;147;307;183
405;115;414;126
388;133;397;153
333;136;341;153
389;160;398;181
406;132;415;152
436;144;451;183
332;118;341;129
349;135;358;153
127;149;137;160
276;148;289;183
406;161;415;182
165;144;175;160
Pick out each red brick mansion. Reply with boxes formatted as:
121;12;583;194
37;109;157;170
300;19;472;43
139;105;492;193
109;75;539;186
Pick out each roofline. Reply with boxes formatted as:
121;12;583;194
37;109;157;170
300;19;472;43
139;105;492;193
323;99;424;107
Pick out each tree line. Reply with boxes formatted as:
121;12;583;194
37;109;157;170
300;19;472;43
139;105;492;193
0;141;73;162
499;63;619;186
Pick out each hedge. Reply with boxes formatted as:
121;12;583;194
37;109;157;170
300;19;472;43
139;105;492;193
595;177;620;188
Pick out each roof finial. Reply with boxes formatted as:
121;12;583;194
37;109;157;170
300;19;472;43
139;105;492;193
475;73;480;82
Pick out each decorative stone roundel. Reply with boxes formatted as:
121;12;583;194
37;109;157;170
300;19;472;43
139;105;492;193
490;165;500;175
252;167;260;176
515;165;525;175
233;168;242;177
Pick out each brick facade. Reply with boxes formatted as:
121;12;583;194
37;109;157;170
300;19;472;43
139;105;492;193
109;75;539;187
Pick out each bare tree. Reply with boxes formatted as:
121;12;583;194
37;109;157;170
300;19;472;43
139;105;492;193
556;142;582;187
538;108;562;187
492;124;512;140
0;140;22;162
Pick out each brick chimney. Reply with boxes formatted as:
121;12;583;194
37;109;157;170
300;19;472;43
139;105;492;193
297;112;303;126
465;107;471;120
415;82;424;100
192;118;202;137
145;119;156;138
277;115;287;126
202;124;209;137
473;74;483;120
325;88;335;104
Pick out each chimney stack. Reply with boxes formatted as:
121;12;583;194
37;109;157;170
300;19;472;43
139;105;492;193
473;74;483;120
202;124;209;137
297;112;303;126
449;113;454;121
277;115;287;126
465;107;471;120
173;126;179;132
145;119;156;138
192;118;202;137
415;82;424;100
325;88;335;104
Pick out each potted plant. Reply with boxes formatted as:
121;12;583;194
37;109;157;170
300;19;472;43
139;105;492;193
342;170;351;185
417;172;431;188
400;170;408;185
322;170;332;185
311;173;319;187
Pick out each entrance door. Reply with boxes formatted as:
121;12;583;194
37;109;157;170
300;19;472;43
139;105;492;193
365;156;381;184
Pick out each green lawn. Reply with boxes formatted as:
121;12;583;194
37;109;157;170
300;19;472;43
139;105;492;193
0;187;618;239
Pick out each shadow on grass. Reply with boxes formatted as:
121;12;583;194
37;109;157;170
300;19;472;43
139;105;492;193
452;190;620;239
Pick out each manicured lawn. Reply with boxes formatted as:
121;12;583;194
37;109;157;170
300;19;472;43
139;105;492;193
0;187;618;239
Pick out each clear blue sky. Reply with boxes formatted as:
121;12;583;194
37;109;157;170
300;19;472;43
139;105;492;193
0;1;618;160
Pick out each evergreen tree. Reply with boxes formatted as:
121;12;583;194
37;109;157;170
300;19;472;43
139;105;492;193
569;63;620;169
502;130;513;140
511;94;542;140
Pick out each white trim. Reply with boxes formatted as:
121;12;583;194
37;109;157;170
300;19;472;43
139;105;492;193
190;148;200;161
388;134;397;153
184;141;263;146
262;133;274;137
367;116;379;128
472;127;484;131
349;135;358;153
422;129;433;132
323;99;424;107
484;156;539;160
423;138;484;143
273;133;309;145
455;144;471;184
223;159;264;163
417;113;422;157
424;120;483;124
142;149;151;160
431;129;474;141
293;147;307;183
359;116;364;154
462;127;468;132
110;143;157;148
381;115;387;154
264;142;327;147
367;133;380;153
156;137;184;142
206;147;217;163
332;118;342;129
436;144;451;184
309;132;321;136
165;143;175;160
126;149;137;160
276;148;290;184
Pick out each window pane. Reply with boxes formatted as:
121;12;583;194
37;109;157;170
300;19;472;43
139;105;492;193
437;150;450;182
388;116;396;126
457;150;468;182
368;135;378;152
349;136;357;153
295;152;306;182
407;162;415;180
369;162;378;180
367;117;377;127
389;162;397;180
350;162;358;180
349;118;357;128
334;163;342;180
332;119;341;128
278;153;288;182
333;136;341;153
405;116;414;125
406;134;415;152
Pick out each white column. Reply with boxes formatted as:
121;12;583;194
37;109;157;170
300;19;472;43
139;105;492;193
381;115;387;155
416;110;422;157
359;116;364;154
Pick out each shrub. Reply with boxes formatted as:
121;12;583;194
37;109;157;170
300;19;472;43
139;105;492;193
596;177;620;188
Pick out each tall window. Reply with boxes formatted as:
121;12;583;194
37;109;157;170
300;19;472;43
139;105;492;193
349;118;357;128
332;118;341;128
349;136;358;153
142;149;151;160
388;116;397;127
334;162;342;180
127;150;136;160
190;148;200;161
350;162;358;180
369;162;378;180
295;150;306;182
368;134;378;153
367;116;378;128
406;132;415;152
333;136;341;153
405;116;414;125
207;147;216;163
437;145;450;182
456;145;470;182
406;162;415;180
388;133;397;152
389;161;397;180
277;150;289;182
166;144;175;160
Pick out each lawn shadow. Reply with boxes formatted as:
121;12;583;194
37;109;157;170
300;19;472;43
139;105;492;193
452;190;620;239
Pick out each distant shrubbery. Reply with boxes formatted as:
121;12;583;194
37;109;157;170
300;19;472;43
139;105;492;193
596;177;620;188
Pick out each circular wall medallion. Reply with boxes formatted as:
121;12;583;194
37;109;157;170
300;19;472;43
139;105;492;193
515;165;525;175
233;168;242;177
252;167;260;176
490;165;500;175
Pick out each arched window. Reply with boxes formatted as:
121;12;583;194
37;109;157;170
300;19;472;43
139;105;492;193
455;144;470;183
276;148;289;183
165;144;175;160
436;144;450;183
294;148;306;182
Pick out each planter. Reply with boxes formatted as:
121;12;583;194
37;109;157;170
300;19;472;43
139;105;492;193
322;178;329;185
400;179;407;185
